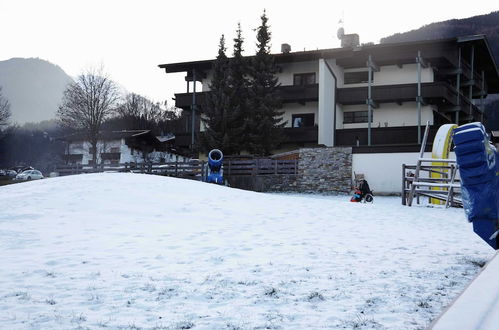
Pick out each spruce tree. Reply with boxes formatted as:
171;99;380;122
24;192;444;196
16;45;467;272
227;23;251;154
200;34;233;153
247;10;284;155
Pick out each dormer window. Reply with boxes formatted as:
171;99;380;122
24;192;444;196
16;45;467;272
293;73;316;86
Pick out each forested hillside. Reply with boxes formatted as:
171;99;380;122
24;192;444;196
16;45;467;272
381;11;499;130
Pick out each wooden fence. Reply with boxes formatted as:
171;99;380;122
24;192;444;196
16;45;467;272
53;159;298;179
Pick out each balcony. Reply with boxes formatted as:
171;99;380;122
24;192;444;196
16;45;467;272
335;126;438;148
171;127;319;150
337;81;480;118
174;84;319;109
338;82;459;106
282;126;318;144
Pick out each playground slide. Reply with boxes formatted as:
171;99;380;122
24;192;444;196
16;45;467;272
430;124;457;204
453;122;499;249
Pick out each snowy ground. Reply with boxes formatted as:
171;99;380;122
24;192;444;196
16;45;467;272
0;173;495;329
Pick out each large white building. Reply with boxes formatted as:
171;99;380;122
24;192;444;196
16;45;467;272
160;35;498;152
158;35;499;193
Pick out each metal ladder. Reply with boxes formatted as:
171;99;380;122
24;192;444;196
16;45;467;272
405;122;461;207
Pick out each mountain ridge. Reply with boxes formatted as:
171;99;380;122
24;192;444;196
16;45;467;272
381;11;499;129
381;11;499;65
0;57;73;124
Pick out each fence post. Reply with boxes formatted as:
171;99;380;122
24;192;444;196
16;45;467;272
228;160;231;176
274;159;278;175
253;159;258;176
402;164;406;205
175;159;178;177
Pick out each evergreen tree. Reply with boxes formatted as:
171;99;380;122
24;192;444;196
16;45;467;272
227;23;251;154
247;10;284;155
200;34;234;153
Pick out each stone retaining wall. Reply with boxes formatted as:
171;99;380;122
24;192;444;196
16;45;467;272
296;147;352;193
227;147;352;194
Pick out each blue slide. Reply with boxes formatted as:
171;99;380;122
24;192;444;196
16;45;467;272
453;123;499;249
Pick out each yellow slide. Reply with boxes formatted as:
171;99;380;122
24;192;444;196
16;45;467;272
430;124;457;204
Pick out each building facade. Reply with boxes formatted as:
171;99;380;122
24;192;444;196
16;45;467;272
159;35;499;154
63;130;187;165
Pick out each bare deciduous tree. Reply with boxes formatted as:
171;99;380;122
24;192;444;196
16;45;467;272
0;87;11;127
57;68;119;166
116;93;177;124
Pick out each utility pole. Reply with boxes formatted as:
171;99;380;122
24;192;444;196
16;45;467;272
366;55;379;146
191;69;196;150
416;51;428;144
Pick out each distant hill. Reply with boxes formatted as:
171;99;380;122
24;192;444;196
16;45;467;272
381;11;499;130
381;11;499;64
0;58;73;124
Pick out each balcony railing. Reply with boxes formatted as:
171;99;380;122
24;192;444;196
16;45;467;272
174;84;319;109
282;126;318;144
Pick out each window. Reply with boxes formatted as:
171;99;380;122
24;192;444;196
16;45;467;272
110;147;120;153
343;111;372;124
292;113;315;128
293;73;316;86
344;71;370;84
89;147;95;154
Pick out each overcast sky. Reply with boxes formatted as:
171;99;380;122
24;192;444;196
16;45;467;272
1;0;498;105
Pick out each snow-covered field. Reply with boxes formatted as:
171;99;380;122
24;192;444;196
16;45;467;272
0;173;495;329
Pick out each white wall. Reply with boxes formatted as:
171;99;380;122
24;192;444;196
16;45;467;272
336;104;344;130
341;64;434;88
203;62;433;90
340;103;435;129
277;61;319;85
122;149;186;163
318;59;336;146
352;151;456;194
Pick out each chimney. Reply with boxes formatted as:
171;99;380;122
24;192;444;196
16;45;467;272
281;43;291;53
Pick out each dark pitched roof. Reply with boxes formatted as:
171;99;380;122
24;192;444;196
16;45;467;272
159;35;499;93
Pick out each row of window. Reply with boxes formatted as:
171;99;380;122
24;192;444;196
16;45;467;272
292;71;371;86
291;111;371;127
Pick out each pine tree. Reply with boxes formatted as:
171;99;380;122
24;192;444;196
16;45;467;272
247;10;284;155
